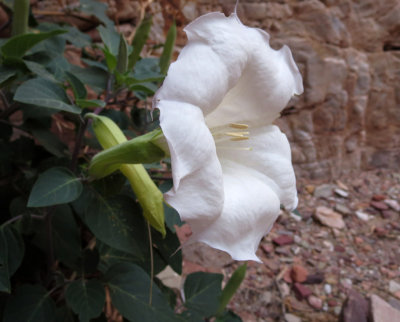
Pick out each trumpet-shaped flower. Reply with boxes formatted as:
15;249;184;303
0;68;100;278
153;12;303;261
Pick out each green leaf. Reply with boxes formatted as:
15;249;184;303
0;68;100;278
159;22;176;74
184;272;223;317
32;205;81;267
129;17;152;70
65;71;87;99
29;126;68;157
74;189;147;256
215;310;243;322
61;25;92;48
104;263;175;321
80;0;114;28
70;65;108;93
116;34;128;74
98;26;120;56
55;306;77;322
1;29;67;59
28;167;83;207
65;279;105;322
75;99;105;109
133;57;164;81
0;226;25;293
3;284;56;322
217;263;247;315
152;227;182;275
14;78;81;114
0;66;17;85
24;60;58;82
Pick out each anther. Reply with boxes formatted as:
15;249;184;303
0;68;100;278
225;131;249;138
230;137;250;141
229;123;249;129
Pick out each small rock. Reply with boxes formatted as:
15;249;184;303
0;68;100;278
261;244;274;254
341;278;353;289
305;184;315;194
371;294;400;322
335;203;352;216
284;313;302;322
335;188;349;198
293;283;312;300
389;280;400;296
314;206;346;229
339;289;369;322
291;265;308;283
372;194;386;201
294;235;302;244
260;291;272;305
335;245;346;252
355;210;371;221
314;184;335;199
283;268;293;284
290;211;302;222
280;282;291;297
273;235;294;246
328;299;338;307
324;284;332;294
323;302;329;311
382;210;395;219
370;201;389;210
389;297;400;311
308;295;323;310
323;240;334;251
275;246;291;255
304;273;324;284
385;199;400;212
291;246;301;255
374;227;387;237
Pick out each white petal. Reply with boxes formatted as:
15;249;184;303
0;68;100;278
158;100;224;232
216;125;298;210
190;162;281;262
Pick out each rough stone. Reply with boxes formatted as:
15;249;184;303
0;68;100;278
370;201;389;211
340;289;369;322
370;294;400;322
314;206;346;229
293;283;312;300
308;295;323;310
273;235;294;246
291;265;308;283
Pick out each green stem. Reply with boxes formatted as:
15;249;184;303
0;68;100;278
147;221;154;306
12;0;30;36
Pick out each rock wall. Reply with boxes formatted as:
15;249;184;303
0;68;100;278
152;0;400;180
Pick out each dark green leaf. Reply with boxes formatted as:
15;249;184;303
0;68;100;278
104;263;175;321
184;272;223;317
129;17;152;70
0;226;25;293
98;26;120;56
133;57;163;81
215;310;243;322
75;189;146;256
70;65;108;93
75;99;105;109
3;284;56;322
1;29;67;59
55;306;77;322
30;127;68;157
65;279;105;322
116;34;128;74
14;78;81;114
0;66;17;85
152;227;182;274
76;248;100;275
217;263;247;315
159;22;176;74
80;0;114;28
65;71;87;99
32;205;81;267
24;60;57;82
61;25;92;48
28;167;83;207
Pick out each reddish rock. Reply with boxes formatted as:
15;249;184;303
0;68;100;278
293;283;312;300
283;269;293;284
308;295;323;310
261;244;274;254
381;210;395;219
335;245;346;252
273;235;294;246
339;289;369;322
304;273;325;284
291;265;308;283
370;201;389;210
372;194;386;201
328;299;338;307
314;206;346;229
374;227;387;237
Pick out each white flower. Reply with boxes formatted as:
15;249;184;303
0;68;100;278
153;12;303;261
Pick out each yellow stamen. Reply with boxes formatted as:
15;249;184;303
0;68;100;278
230;137;249;141
229;123;249;129
225;131;249;138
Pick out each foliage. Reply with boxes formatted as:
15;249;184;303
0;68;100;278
0;1;245;321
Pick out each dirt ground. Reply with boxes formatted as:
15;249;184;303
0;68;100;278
179;169;400;321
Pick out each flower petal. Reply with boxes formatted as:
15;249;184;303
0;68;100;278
190;162;281;262
158;101;224;232
216;125;298;210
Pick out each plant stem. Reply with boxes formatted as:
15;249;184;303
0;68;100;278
2;214;44;227
12;0;30;36
147;221;154;306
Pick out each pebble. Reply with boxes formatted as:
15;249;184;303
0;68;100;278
341;278;353;288
370;201;389;210
385;199;400;212
324;284;332;294
314;206;346;229
382;210;395;219
335;188;349;198
334;203;352;216
293;283;312;300
308;295;323;310
389;280;400;295
371;294;400;322
273;235;294;246
314;184;335;199
372;194;386;201
291;265;308;283
355;210;370;221
304;273;324;284
284;313;302;322
294;235;302;244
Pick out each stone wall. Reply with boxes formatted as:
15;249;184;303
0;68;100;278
151;0;400;180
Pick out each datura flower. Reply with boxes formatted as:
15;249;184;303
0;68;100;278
153;12;303;261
